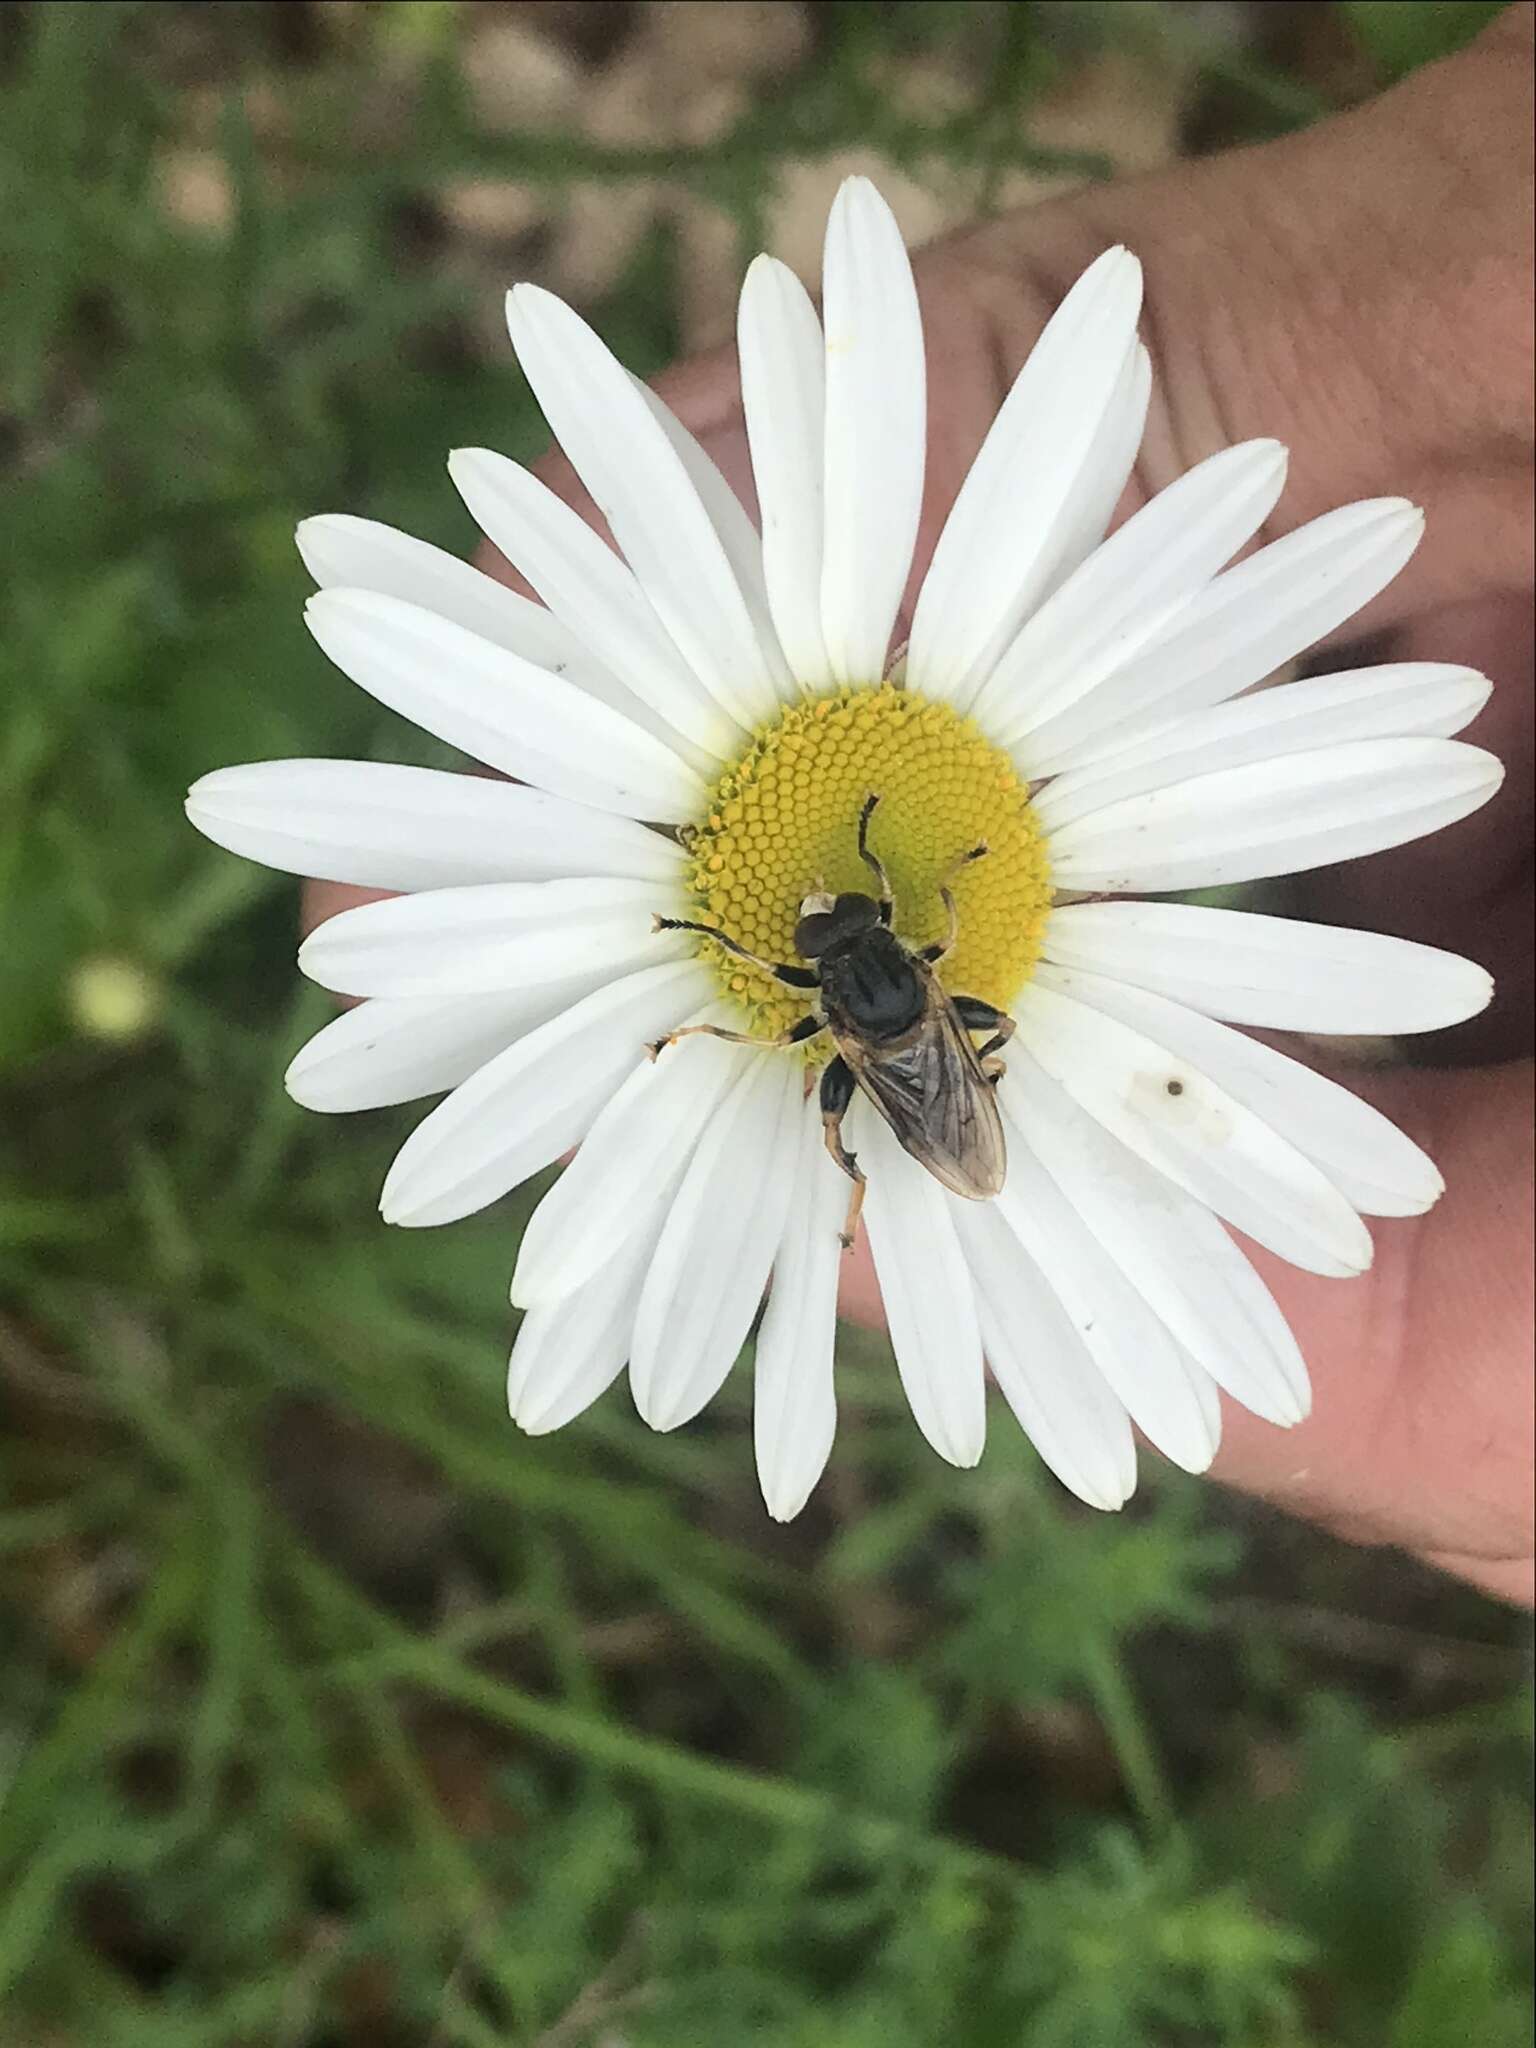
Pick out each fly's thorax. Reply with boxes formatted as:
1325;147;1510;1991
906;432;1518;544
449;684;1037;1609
682;683;1053;1057
818;926;927;1043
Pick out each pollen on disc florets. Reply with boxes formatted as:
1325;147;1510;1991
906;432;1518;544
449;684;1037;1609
683;684;1053;1056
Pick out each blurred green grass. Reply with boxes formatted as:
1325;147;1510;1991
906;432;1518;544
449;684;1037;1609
0;3;1529;2043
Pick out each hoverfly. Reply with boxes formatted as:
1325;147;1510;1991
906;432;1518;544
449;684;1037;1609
650;793;1015;1249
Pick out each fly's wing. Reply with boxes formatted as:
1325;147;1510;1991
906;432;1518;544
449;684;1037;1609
838;985;1007;1200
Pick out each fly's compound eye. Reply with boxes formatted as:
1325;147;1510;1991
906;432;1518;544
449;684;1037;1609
795;890;838;959
795;912;836;959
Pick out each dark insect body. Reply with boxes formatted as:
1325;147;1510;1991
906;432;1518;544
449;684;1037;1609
650;794;1016;1249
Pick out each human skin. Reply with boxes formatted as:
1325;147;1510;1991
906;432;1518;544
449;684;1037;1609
305;9;1535;1601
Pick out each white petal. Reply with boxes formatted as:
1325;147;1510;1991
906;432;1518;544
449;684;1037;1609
909;246;1143;706
1033;663;1493;833
819;177;925;684
186;760;686;891
508;1226;656;1436
1017;975;1374;1275
1042;900;1494;1035
1034;964;1444;1218
629;1052;802;1431
297;877;687;1000
753;1092;844;1521
976;439;1289;745
285;984;606;1113
305;589;704;822
738;254;832;689
1035;339;1152;606
448;446;741;762
1046;737;1504;895
1002;1053;1310;1427
507;284;779;728
379;958;712;1227
950;1197;1138;1510
988;1113;1222;1473
631;375;798;702
511;1009;753;1308
857;1106;985;1468
295;512;622;705
1022;498;1425;772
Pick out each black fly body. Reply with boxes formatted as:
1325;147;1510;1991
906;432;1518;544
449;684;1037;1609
649;793;1016;1249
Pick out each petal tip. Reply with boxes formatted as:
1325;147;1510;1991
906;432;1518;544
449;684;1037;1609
378;1182;432;1228
1461;669;1495;715
1111;244;1144;289
509;1396;561;1437
281;1050;315;1102
633;1392;683;1434
932;1428;985;1471
758;1451;824;1523
829;174;900;242
293;521;337;591
761;1483;807;1524
506;280;563;331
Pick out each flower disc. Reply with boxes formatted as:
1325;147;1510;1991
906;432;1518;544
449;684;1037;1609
685;684;1053;1044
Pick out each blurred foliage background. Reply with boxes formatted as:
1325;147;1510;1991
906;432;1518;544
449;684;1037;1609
0;2;1529;2043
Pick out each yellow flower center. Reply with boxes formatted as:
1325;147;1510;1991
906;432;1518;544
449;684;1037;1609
684;684;1053;1056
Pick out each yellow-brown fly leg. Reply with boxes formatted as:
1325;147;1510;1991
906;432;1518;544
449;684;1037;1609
647;1014;825;1061
819;1054;866;1249
920;841;990;964
857;792;894;927
651;915;818;989
953;995;1015;1083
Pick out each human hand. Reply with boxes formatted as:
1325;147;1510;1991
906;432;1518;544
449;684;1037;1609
305;10;1534;1600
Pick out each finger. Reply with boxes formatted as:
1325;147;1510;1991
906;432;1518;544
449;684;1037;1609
972;6;1534;633
1210;1060;1534;1602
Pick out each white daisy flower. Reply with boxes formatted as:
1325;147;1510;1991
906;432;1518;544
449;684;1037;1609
186;178;1503;1522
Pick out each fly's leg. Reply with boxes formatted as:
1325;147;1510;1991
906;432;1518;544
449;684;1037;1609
647;1014;825;1061
652;914;817;988
953;995;1015;1080
819;1054;866;1250
857;793;894;927
920;841;990;964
